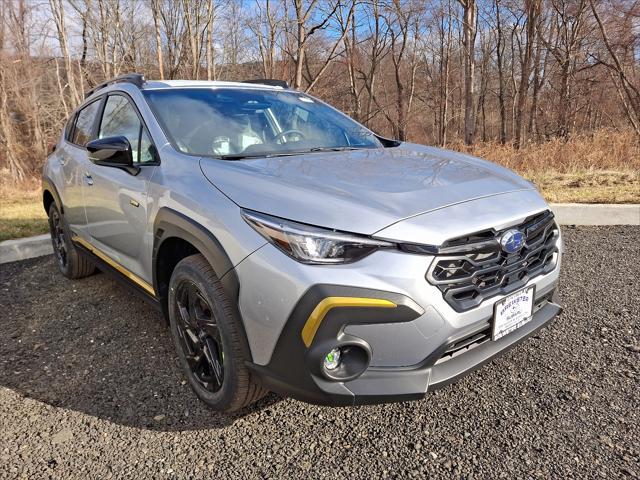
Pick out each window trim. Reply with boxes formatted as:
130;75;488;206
98;91;160;166
64;113;77;143
67;96;106;148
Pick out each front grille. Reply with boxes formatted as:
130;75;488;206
426;210;559;312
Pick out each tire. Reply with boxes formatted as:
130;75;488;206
48;202;96;279
168;254;266;412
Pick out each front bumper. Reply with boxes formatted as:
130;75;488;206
235;209;562;406
245;280;561;407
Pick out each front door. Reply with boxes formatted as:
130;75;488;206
58;98;103;237
83;93;158;281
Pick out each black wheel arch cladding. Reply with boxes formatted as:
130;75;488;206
153;207;254;363
42;176;64;214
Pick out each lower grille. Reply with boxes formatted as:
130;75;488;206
435;328;491;365
427;210;559;312
434;288;555;365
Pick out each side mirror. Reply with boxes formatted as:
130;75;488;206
86;136;139;175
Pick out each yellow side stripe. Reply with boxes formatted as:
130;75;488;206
301;297;396;347
72;236;155;296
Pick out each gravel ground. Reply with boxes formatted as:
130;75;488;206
1;226;638;479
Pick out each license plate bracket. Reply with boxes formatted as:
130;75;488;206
492;286;535;341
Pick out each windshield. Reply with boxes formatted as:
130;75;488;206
143;88;382;158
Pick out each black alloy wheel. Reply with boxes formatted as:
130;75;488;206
174;280;225;393
167;254;266;411
50;207;68;270
47;202;95;279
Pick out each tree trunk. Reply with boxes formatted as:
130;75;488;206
206;0;215;80
151;0;165;80
494;0;507;144
514;0;540;148
459;0;477;145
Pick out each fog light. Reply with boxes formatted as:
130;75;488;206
324;348;341;370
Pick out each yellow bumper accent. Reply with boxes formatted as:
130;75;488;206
301;297;396;347
72;236;155;296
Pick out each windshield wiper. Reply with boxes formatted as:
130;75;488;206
216;152;300;160
216;147;362;160
308;146;360;153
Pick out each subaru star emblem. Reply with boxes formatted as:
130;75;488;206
500;229;525;254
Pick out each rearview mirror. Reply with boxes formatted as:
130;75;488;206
86;136;139;175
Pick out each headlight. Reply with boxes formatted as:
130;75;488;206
241;210;396;264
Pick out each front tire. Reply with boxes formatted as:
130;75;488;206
48;202;95;279
168;254;266;412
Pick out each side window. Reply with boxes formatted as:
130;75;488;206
64;114;76;142
71;100;101;146
99;95;156;164
139;128;154;164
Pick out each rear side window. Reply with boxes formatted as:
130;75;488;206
71;100;101;146
99;95;156;164
64;115;75;141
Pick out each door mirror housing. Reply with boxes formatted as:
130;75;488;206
86;136;139;175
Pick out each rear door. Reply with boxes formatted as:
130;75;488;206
57;98;103;238
83;93;158;281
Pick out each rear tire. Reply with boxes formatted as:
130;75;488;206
168;254;266;412
48;202;95;279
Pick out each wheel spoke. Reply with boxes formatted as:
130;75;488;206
201;336;222;386
174;280;225;393
187;284;199;321
177;302;191;326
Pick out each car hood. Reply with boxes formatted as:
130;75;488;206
200;143;535;235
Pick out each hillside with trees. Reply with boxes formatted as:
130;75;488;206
0;0;638;200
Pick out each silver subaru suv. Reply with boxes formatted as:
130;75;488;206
43;74;562;412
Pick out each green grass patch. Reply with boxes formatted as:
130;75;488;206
0;189;48;242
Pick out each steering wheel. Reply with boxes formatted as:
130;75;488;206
273;129;306;144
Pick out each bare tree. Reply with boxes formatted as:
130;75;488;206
514;0;541;148
541;0;589;138
49;0;80;106
458;0;477;145
150;0;165;79
494;0;508;144
436;0;454;145
1;0;639;182
589;0;640;138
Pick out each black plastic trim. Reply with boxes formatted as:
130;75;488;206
152;207;254;363
248;287;562;407
242;78;289;88
42;177;64;215
247;284;424;406
85;73;145;99
153;207;237;297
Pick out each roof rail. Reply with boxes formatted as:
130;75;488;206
242;78;289;89
85;73;146;99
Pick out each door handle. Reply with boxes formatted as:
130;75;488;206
84;173;94;186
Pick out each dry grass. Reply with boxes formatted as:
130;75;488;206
525;170;639;203
0;130;638;241
451;129;640;204
462;129;640;172
0;178;48;242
